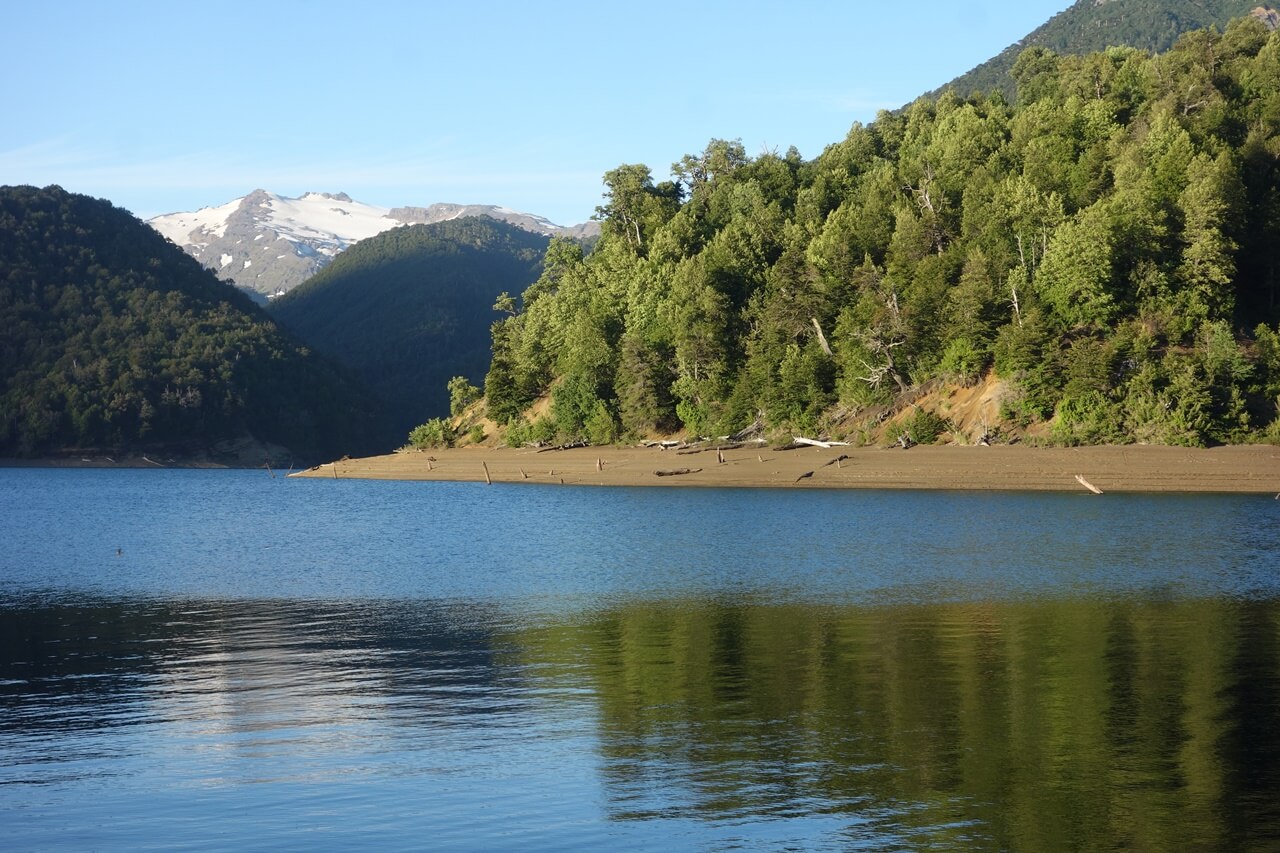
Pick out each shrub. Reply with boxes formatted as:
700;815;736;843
1121;358;1211;446
938;337;988;384
503;419;531;448
1256;412;1280;445
1051;391;1124;446
407;418;457;449
529;417;557;445
502;416;555;447
904;408;949;445
584;399;619;445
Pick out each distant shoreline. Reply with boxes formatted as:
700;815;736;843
288;444;1280;494
0;456;259;470
0;455;224;468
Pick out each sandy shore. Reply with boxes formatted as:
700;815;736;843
289;443;1280;494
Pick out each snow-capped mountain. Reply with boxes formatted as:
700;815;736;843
148;190;597;297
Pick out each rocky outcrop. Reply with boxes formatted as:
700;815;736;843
1252;5;1280;29
388;204;600;239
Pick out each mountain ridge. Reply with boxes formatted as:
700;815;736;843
148;190;597;298
269;216;548;439
0;184;391;462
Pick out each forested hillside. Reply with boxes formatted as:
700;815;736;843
0;185;390;461
939;0;1267;99
269;218;547;437
483;18;1280;448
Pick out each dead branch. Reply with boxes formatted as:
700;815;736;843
811;317;833;357
729;419;764;442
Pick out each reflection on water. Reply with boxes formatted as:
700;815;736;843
3;595;1278;851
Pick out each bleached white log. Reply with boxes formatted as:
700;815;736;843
1075;474;1103;495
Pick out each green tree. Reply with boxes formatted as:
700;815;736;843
595;165;681;255
1177;151;1243;323
1035;206;1117;328
447;375;481;417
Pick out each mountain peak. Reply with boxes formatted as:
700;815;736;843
302;191;354;203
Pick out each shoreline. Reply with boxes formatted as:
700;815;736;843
288;444;1280;494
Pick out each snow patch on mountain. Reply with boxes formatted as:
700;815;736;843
150;196;241;246
261;191;398;250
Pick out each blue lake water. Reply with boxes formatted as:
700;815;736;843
2;468;1279;850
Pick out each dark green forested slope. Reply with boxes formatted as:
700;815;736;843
0;185;390;461
938;0;1266;100
483;18;1280;448
269;218;547;437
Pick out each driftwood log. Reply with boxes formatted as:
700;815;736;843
1075;474;1104;495
677;442;745;456
536;439;589;453
655;468;701;477
793;437;851;449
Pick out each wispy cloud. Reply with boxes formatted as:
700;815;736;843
788;90;902;116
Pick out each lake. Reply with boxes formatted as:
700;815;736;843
2;468;1278;851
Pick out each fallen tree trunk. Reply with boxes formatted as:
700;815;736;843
655;468;701;477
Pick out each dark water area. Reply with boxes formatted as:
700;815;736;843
2;470;1279;850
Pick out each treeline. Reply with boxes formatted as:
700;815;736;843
270;217;547;438
484;19;1280;447
0;185;389;460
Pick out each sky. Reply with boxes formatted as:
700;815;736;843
1;1;1073;226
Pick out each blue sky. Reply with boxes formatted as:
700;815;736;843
2;1;1072;225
